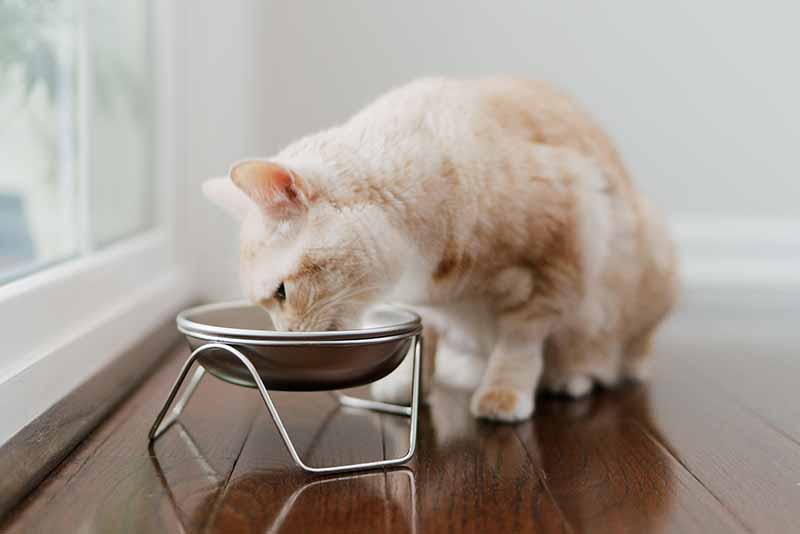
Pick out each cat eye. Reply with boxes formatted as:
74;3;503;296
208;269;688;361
275;282;286;302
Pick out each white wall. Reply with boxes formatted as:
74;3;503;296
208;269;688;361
172;0;272;299
261;1;800;219
176;1;800;299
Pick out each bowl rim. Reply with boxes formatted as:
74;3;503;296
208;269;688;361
180;329;417;347
176;300;422;341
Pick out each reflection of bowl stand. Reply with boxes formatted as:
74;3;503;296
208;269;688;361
266;470;416;534
148;335;422;474
149;423;417;534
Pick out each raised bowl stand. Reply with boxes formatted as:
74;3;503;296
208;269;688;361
147;334;423;475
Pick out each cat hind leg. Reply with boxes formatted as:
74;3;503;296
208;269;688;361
540;331;624;398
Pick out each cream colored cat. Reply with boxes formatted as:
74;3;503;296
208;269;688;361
203;77;677;423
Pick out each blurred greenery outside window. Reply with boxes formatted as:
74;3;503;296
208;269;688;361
0;0;153;285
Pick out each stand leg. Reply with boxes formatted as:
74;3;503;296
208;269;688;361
148;336;423;474
331;392;412;417
332;335;423;417
148;354;206;441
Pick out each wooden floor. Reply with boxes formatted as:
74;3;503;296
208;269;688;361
3;308;800;533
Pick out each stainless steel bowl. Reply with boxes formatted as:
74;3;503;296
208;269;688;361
176;301;422;391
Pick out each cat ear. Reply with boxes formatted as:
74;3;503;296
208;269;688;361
229;160;311;219
201;176;253;221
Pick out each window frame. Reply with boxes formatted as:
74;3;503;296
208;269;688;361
0;1;194;447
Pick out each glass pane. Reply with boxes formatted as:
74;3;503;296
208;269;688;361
0;0;154;286
87;1;154;247
0;0;79;283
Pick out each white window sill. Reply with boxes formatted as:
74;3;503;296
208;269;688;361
0;230;196;446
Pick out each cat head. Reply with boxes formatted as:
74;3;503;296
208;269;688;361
202;160;389;331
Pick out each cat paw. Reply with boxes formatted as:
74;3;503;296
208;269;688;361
470;385;534;423
542;373;596;399
564;375;594;398
370;375;412;405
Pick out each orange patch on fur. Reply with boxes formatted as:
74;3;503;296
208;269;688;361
432;158;465;281
478;387;519;413
432;246;458;281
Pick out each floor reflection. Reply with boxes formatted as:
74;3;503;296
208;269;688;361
381;386;554;532
150;409;417;533
523;385;675;533
249;468;416;534
381;383;677;532
149;381;675;533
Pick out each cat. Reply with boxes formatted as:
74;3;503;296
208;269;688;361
202;77;678;423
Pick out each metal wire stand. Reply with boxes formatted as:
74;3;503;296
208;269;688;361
148;334;422;475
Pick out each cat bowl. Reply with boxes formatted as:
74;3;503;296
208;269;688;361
176;301;422;391
151;300;424;474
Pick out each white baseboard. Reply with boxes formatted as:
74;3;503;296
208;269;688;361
0;268;195;447
671;217;800;313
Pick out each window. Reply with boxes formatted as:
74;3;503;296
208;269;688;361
0;0;154;285
0;1;192;448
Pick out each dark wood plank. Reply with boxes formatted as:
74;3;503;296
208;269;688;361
5;309;800;534
663;315;800;444
617;317;800;533
516;391;747;534
0;321;180;516
1;346;260;533
206;389;391;534
384;386;571;534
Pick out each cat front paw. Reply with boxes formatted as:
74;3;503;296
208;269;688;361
470;385;534;423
